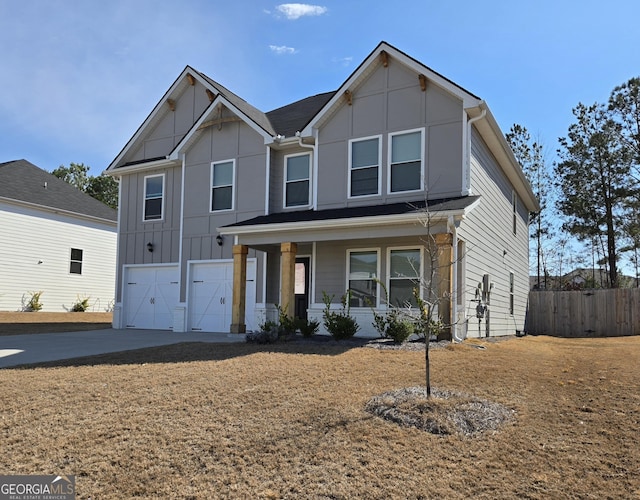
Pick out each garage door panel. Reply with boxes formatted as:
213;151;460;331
189;261;256;333
124;266;179;330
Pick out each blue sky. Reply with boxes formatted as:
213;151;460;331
1;0;639;175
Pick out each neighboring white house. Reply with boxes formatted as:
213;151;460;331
106;42;539;338
0;160;117;312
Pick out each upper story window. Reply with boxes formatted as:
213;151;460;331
144;174;164;221
388;248;422;307
284;153;311;208
349;136;381;197
211;160;235;212
389;129;424;193
70;248;83;275
347;249;379;307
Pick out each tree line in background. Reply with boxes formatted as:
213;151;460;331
52;162;118;210
507;77;640;289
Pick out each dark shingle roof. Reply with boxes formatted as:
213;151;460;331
267;91;336;138
224;196;480;228
0;160;117;222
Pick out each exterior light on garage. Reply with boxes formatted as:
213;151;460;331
216;235;224;246
147;242;154;253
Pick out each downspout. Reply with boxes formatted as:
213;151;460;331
464;103;486;195
295;131;317;210
449;215;465;343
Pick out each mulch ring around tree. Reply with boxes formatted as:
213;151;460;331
365;386;515;437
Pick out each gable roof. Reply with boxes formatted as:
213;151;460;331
0;160;117;223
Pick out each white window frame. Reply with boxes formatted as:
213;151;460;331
386;246;424;307
143;173;165;222
387;128;425;195
346;248;381;308
283;152;312;209
69;248;83;275
348;135;382;198
210;159;236;212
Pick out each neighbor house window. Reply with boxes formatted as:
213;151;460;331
349;136;381;197
70;248;83;275
211;160;235;211
347;249;379;307
389;129;423;193
284;153;311;207
509;272;515;315
144;174;164;221
388;248;421;307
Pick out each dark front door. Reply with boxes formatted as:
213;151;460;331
294;257;310;320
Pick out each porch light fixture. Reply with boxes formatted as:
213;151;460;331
147;242;154;253
216;235;224;246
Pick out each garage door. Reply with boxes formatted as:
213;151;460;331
189;260;256;332
124;265;179;330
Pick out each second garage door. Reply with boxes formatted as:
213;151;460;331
189;260;256;332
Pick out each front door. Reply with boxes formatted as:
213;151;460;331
294;257;310;320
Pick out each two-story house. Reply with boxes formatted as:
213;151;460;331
106;42;538;339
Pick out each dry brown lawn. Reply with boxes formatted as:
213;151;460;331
1;332;639;499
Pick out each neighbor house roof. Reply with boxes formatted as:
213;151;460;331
0;159;117;223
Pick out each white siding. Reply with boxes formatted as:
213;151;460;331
0;201;117;312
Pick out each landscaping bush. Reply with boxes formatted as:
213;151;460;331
71;296;91;312
298;318;320;338
24;291;43;312
322;291;359;340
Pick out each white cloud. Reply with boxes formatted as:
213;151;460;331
276;3;327;20
269;45;298;55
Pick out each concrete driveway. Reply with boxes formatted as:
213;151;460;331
0;329;246;368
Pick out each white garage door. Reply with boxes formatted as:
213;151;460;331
124;265;179;330
189;260;256;332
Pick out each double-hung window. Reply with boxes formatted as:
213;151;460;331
144;174;164;221
70;248;83;275
389;129;423;193
388;248;422;307
347;250;379;307
284;153;311;207
211;160;234;211
349;136;381;197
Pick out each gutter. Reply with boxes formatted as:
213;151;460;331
295;131;317;210
464;102;486;195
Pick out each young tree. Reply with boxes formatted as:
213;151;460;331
52;163;119;209
506;124;553;288
555;103;634;288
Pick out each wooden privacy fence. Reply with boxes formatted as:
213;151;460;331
526;289;640;337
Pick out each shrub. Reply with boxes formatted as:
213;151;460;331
298;318;320;338
276;304;298;338
372;308;414;343
246;324;279;344
71;296;91;312
24;291;43;312
322;291;359;340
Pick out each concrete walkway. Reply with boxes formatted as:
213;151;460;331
0;329;246;368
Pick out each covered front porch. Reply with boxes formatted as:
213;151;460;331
219;197;479;338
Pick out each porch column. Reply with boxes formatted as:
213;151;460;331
434;233;453;339
230;244;248;334
280;242;297;318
